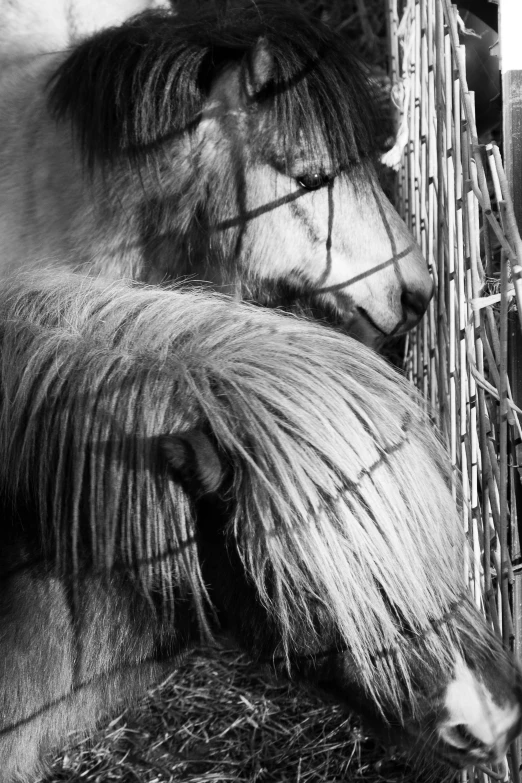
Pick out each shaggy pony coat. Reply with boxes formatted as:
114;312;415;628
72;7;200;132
0;272;518;780
0;2;431;346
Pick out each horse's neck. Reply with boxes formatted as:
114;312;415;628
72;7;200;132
67;0;170;42
0;60;136;279
0;56;214;284
0;0;170;63
0;0;69;62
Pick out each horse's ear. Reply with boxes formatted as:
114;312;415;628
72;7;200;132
159;431;224;497
245;36;273;98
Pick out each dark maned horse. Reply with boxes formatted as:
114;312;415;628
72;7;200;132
0;2;432;348
0;271;519;782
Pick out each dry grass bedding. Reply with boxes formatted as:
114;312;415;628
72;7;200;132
38;647;453;783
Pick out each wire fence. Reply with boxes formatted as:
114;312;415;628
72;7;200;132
385;0;522;779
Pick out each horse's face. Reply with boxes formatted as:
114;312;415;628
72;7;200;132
432;650;522;766
177;432;521;770
307;639;522;770
197;51;433;348
215;558;522;769
37;11;430;346
241;159;427;346
406;636;522;768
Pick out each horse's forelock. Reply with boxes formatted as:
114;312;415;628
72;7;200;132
129;287;468;710
220;363;467;709
46;2;377;172
229;353;460;689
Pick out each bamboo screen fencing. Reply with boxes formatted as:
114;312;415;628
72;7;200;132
385;0;522;779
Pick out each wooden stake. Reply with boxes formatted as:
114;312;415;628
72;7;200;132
500;0;522;232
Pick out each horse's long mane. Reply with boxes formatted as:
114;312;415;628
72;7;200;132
0;272;471;711
46;2;375;169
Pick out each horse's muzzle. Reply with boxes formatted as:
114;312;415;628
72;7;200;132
400;282;434;331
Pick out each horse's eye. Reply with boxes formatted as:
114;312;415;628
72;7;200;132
296;172;333;191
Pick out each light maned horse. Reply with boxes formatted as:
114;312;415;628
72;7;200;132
0;271;519;782
0;2;432;348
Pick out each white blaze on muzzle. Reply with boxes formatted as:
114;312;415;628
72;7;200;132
439;656;520;762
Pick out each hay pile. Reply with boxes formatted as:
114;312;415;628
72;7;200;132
39;647;452;783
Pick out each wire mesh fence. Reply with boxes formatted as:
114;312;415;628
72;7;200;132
386;0;522;779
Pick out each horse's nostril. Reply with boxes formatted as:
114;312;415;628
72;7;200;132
454;724;485;750
440;723;488;756
401;288;429;320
